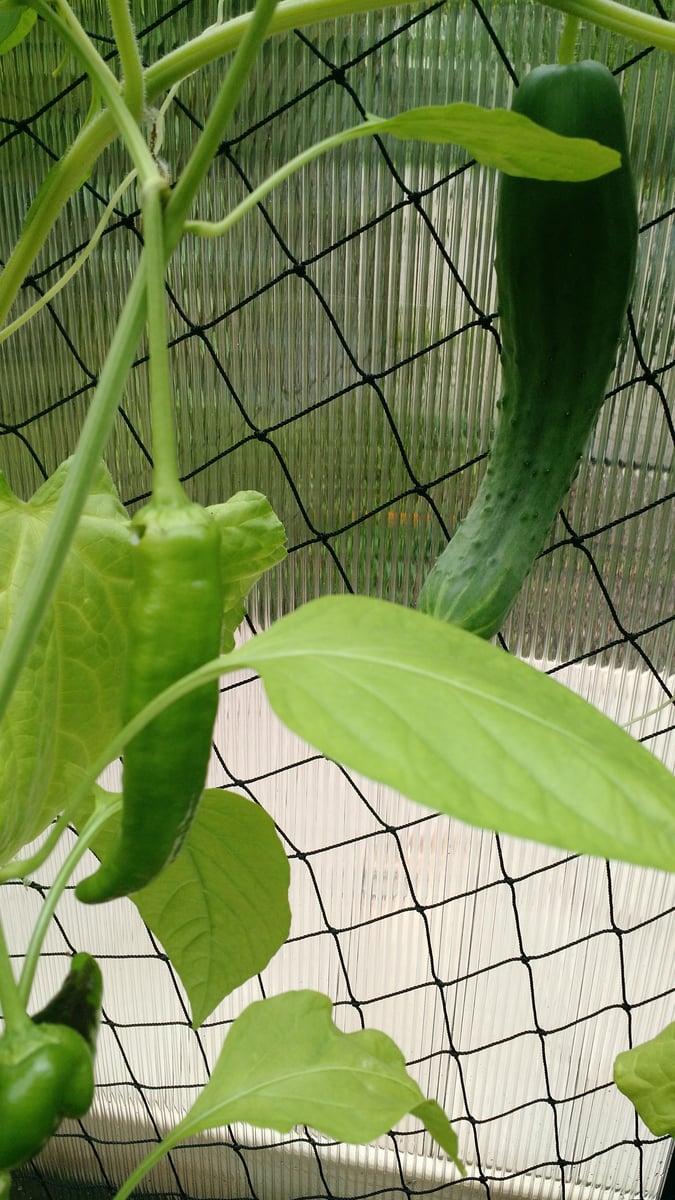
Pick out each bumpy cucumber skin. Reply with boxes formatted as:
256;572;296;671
418;61;638;638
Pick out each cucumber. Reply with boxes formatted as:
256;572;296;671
418;61;638;639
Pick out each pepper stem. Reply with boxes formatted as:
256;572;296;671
558;13;580;62
0;915;31;1034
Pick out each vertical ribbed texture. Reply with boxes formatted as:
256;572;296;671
1;2;672;1198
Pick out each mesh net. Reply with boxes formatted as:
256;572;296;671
0;1;673;1198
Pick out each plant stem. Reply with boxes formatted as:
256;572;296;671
0;170;137;347
0;812;71;885
142;176;183;503
163;0;281;246
0;913;31;1034
544;0;675;48
113;1133;182;1200
3;0;671;330
0;266;147;724
558;12;579;61
107;0;145;119
146;0;427;97
31;0;154;179
184;118;381;241
18;797;121;1004
0;109;116;328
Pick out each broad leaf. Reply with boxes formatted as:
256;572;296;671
172;990;464;1170
224;596;675;872
207;491;286;652
0;461;131;864
133;790;290;1027
75;788;290;1027
365;103;620;180
614;1023;675;1136
0;6;37;55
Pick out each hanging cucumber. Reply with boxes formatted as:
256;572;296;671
417;60;638;638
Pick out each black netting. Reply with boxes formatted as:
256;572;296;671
1;1;673;1198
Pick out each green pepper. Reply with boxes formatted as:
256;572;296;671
76;494;224;904
0;954;102;1169
0;1023;95;1170
31;952;102;1051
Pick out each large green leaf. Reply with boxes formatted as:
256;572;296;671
171;990;464;1169
136;790;290;1027
614;1024;675;1136
224;596;675;872
79;788;291;1027
0;461;132;864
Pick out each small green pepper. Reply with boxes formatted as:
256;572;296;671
0;1022;95;1170
76;494;224;903
31;952;102;1051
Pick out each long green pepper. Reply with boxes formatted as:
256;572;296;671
77;496;224;903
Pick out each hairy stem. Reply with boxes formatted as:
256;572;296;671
0;914;31;1034
18;797;121;1003
163;0;281;245
107;0;145;118
142;176;182;502
558;12;580;61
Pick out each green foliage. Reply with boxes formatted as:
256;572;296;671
0;7;36;56
170;990;465;1168
0;0;672;1187
79;787;291;1029
614;1024;675;1136
0;461;131;864
212;491;287;651
370;102;621;179
224;594;675;872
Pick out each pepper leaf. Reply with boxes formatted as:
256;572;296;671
223;596;675;873
614;1023;675;1136
364;103;621;180
74;788;290;1028
133;790;290;1027
207;491;286;652
0;6;37;55
170;989;465;1171
0;461;132;864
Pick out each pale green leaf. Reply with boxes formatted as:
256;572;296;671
0;461;132;864
207;491;286;651
614;1023;675;1136
0;6;37;55
73;786;290;1026
133;790;291;1027
412;1099;463;1165
174;989;464;1169
225;596;675;872
365;103;620;180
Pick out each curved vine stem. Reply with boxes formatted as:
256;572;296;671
543;0;674;48
2;0;672;328
0;811;72;885
18;795;122;1004
107;0;145;119
0;169;137;347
